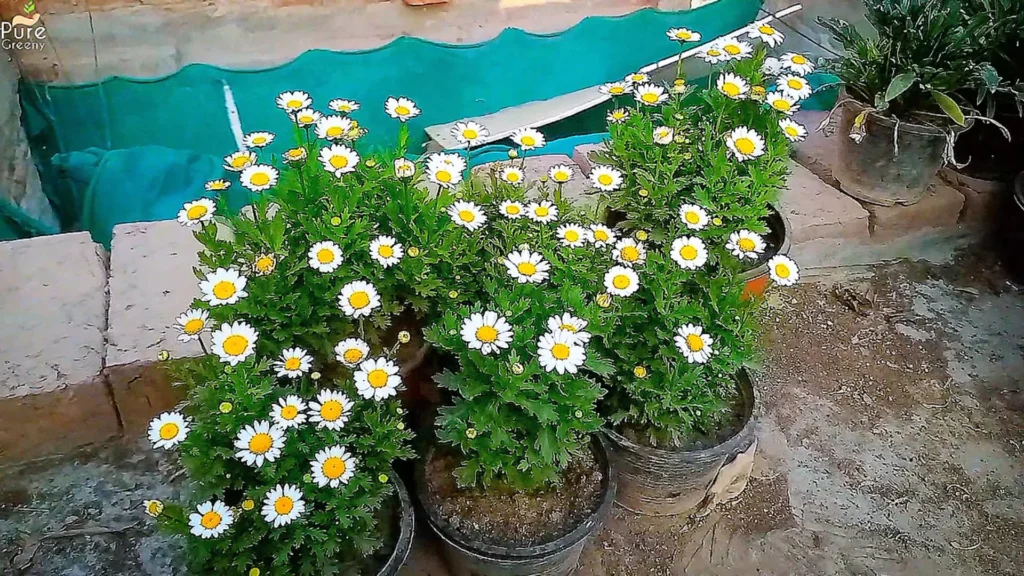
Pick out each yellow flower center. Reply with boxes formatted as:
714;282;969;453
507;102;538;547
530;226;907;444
708;49;722;57
186;205;208;220
326;126;343;138
147;501;163;515
339;105;352;112
231;156;250;168
791;54;807;65
249;172;270;187
787;78;804;90
505;204;521;215
738;238;756;251
613;274;631;289
775;263;791;278
553;170;569;182
621;246;640;262
759;25;775;34
367;368;389;388
255;256;274;272
517;262;537;276
348;291;370;309
631;74;645;82
274;496;294;515
506;172;520;182
722;82;741;97
329;155;349;169
286;99;302;108
684;211;701;224
564;230;580;242
437;170;453;183
209;181;227;189
551;343;571;360
462;129;478;140
724;44;741;55
785;126;799;137
316;248;335;264
521;135;535;146
378;245;394;258
299;114;314;123
773;99;792;111
560;323;577;332
248;433;273;454
676;31;691;39
183;318;204;334
159;422;179;440
201;511;222;529
242;500;255;510
287;149;304;158
534;206;549;217
281;405;299;420
222;334;249;356
594;229;609;241
475;325;498;343
323;456;346;479
598;174;613;186
612;111;626;120
284;357;302;371
252;136;267;145
610;86;624;94
395;105;410;116
641;92;659;103
686;334;705;352
735;137;756;155
343;348;364;364
458;209;475;222
320;400;342;421
680;245;698;260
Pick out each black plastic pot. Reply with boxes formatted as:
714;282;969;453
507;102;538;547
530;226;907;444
738;204;792;299
416;438;616;576
377;474;416;576
602;370;758;517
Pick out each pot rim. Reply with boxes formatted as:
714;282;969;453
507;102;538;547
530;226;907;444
377;473;415;576
602;369;758;460
416;435;616;560
839;92;974;136
738;203;792;282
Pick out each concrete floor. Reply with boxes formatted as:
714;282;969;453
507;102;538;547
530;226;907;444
2;250;1022;575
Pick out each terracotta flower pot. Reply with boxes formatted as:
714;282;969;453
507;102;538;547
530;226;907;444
739;204;791;300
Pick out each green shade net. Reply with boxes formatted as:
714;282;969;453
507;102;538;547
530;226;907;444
16;0;768;245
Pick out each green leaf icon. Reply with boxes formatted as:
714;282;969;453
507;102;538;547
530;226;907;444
24;1;35;13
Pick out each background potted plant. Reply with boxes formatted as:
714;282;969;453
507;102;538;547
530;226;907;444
817;0;1006;206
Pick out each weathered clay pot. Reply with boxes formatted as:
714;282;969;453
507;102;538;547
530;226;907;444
602;370;757;516
739;204;791;300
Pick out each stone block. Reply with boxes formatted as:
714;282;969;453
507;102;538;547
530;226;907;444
938;168;1006;227
105;220;203;433
865;184;965;241
571;142;609;176
0;233;119;460
778;161;869;245
472;153;601;210
792;109;841;189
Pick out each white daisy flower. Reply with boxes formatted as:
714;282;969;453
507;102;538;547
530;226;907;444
177;198;215;227
211;321;259;366
625;72;649;84
599;81;632;97
319;144;360;177
189;501;234;539
537;329;587;375
335;338;370;367
294;108;322;127
262;484;305;528
634;83;668;106
310;446;357;488
329;98;360;113
354;357;402;400
460;311;514;355
270;395;308;429
500;166;526;185
511;127;545;150
233;420;285;468
748;22;785;46
308;389;354;430
720;39;754;60
451;121;489;147
679;204;710;230
548;164;574;184
725;126;766;161
503;249;551;284
315;115;355;141
243;131;275;148
604;265;640;297
768;255;800;286
613;238;647;267
199;268;249;306
144;500;164;518
667;27;701;42
274;347;313;379
557;223;589;247
385;96;421;122
253;253;277;276
589;224;617;247
448;201;487;230
283;147;308;163
778;74;813;100
546;313;591;344
240;164;279;192
700;43;729;64
308;240;343;273
717;72;750;99
205;179;231;192
761;57;784;76
148;411;189;449
590;165;623;191
726;229;766;260
780;52;815;75
653;125;674;145
338;280;381;318
223;151;256;172
779;118;808;142
276;90;312;112
607;108;631;124
428;154;466;189
766;91;800;115
369;235;404;268
526;200;558;223
394;157;416;178
670;236;709;270
675;324;714;363
175;308;209;342
499;200;526;219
